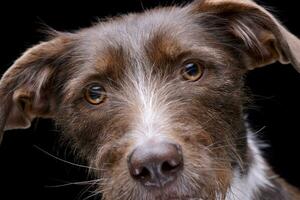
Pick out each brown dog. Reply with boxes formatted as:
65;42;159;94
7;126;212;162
1;0;300;199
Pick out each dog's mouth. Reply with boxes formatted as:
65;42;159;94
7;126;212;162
141;190;196;200
146;189;206;200
128;179;212;200
153;195;201;200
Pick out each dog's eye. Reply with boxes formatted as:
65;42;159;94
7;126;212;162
84;84;106;105
182;62;204;81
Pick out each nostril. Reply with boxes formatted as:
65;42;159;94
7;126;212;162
132;167;151;181
161;159;182;174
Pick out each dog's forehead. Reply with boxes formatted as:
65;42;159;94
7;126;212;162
75;7;205;71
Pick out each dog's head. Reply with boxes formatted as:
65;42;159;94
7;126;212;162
1;0;300;199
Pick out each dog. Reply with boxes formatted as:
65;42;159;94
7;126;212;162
0;0;300;199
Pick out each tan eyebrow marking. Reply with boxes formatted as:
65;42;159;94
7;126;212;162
95;46;126;74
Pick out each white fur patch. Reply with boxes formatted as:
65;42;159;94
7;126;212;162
127;66;171;145
225;129;273;200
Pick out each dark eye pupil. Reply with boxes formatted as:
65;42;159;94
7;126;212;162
185;63;199;76
88;86;102;99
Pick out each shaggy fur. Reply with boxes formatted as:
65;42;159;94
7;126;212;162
1;0;300;199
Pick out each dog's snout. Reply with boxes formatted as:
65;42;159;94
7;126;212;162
128;142;183;188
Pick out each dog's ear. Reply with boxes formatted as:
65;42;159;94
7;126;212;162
190;0;300;72
0;36;72;143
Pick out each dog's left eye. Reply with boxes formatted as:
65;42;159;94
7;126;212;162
84;84;106;105
182;62;204;81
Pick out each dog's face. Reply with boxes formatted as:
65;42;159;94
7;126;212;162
56;6;248;199
1;0;300;199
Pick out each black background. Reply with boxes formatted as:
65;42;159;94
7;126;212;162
0;0;299;199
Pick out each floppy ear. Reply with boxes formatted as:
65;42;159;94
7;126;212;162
0;36;72;143
190;0;300;72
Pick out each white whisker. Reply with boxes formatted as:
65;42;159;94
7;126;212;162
34;145;100;171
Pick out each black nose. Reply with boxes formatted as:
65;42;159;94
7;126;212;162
127;142;183;188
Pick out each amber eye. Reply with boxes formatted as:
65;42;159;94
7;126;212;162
182;62;204;81
84;84;106;105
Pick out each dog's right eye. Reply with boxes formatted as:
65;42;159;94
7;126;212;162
84;84;106;105
181;61;205;82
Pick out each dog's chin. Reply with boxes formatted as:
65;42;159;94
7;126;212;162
153;194;199;200
101;181;215;200
150;189;202;200
146;185;192;200
134;187;210;200
125;188;203;200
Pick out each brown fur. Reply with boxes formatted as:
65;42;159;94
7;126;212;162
1;0;300;199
